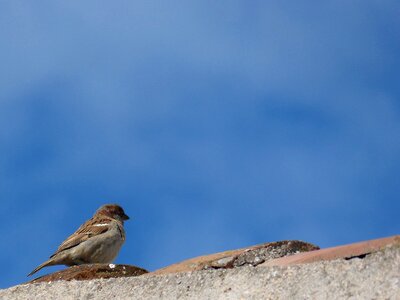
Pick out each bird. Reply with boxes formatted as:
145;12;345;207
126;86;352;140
28;204;130;276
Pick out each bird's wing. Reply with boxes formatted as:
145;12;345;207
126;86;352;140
50;216;113;257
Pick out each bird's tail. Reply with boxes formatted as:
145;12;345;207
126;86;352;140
28;259;55;276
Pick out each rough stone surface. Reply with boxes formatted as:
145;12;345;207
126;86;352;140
28;264;148;284
2;245;399;299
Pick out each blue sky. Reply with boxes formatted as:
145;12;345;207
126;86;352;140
1;1;399;288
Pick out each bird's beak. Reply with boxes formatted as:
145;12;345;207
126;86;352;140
123;213;130;221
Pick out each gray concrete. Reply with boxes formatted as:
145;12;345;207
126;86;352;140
1;246;399;299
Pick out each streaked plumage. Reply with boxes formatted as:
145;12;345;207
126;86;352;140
28;204;129;276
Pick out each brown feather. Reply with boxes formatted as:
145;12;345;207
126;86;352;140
50;216;113;257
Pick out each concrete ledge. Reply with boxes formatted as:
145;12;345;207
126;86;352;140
1;242;399;299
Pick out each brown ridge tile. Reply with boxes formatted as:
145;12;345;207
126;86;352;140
151;240;318;275
28;264;148;284
262;235;400;267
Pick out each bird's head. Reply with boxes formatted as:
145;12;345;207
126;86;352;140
96;204;130;223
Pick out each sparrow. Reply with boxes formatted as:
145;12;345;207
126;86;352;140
28;204;130;276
